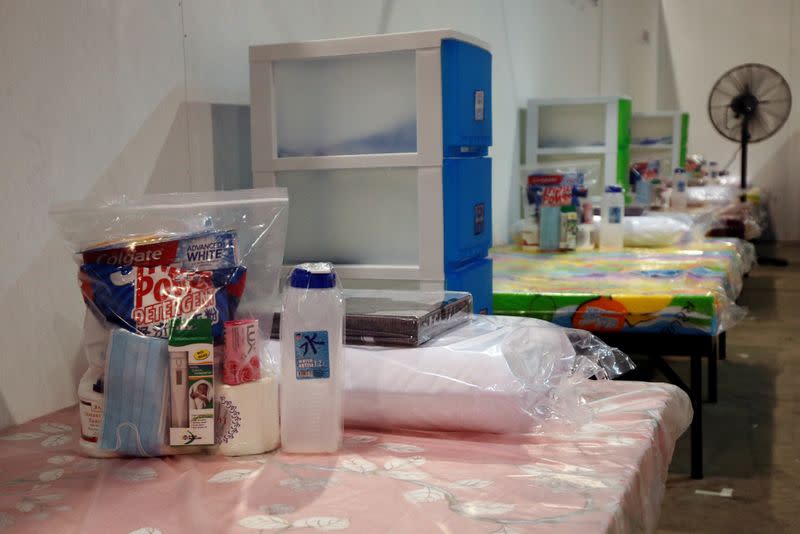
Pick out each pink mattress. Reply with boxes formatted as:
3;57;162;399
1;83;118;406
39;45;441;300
0;381;690;533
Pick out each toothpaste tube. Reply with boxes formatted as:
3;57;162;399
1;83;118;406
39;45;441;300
82;231;239;271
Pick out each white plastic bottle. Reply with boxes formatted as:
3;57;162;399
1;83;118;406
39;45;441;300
280;263;344;453
78;366;110;457
671;168;688;210
599;185;625;250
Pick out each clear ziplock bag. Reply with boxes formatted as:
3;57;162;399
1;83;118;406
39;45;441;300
267;314;635;434
50;188;288;457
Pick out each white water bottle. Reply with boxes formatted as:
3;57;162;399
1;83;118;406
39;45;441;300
599;185;625;250
280;263;344;453
671;168;688;210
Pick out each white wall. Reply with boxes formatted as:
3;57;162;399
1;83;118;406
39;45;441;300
659;0;800;240
0;0;661;427
0;0;190;429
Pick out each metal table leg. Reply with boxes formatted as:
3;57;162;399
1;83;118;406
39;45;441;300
708;340;718;404
690;351;703;479
719;331;727;360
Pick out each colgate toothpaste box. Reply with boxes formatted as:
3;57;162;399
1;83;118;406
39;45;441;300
82;231;239;271
79;231;246;341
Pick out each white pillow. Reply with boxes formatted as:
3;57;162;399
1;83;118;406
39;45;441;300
268;316;591;434
624;215;691;247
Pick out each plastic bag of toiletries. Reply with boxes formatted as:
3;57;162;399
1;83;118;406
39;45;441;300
520;161;601;220
50;188;288;457
266;314;634;434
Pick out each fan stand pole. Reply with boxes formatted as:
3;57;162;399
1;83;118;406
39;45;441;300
740;118;749;202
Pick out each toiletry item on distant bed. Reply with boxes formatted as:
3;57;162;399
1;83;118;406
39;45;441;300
599;185;625;250
671;168;688;210
520;218;539;252
576;223;594;250
538;206;561;251
559;206;578;250
280;263;344;454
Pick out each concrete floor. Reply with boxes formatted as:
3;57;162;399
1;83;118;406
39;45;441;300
655;242;800;533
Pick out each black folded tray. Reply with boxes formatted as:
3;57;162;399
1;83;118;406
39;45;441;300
271;290;472;347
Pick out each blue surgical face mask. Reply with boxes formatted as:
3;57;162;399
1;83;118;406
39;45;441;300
101;329;169;456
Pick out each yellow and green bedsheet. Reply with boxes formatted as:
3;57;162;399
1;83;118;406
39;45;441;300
492;239;753;336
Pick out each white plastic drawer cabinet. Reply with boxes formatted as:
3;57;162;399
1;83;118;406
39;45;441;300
525;96;632;199
630;111;689;172
250;30;494;312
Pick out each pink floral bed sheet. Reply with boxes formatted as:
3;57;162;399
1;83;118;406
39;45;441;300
0;381;691;534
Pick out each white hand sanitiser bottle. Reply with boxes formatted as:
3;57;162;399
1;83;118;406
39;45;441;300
671;168;688;210
599;185;625;250
280;263;344;453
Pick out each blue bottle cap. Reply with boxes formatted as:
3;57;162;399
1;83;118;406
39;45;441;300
674;167;686;174
289;263;337;289
605;185;623;193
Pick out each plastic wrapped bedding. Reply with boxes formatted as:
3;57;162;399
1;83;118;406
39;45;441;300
493;238;751;335
687;184;739;206
267;315;633;434
624;215;692;247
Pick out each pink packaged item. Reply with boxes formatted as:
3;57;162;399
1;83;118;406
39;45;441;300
223;319;261;385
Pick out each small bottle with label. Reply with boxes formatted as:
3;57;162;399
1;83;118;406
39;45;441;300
280;263;344;453
520;217;539;252
559;205;578;251
78;366;113;457
599;185;625;250
671;168;688;210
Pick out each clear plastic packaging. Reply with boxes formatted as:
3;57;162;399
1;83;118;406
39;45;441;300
50;188;289;457
492;237;750;335
268;315;634;434
623;215;692;247
671;169;689;210
271;289;472;347
687;184;740;207
280;263;345;453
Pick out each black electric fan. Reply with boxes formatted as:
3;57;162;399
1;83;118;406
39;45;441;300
708;63;792;197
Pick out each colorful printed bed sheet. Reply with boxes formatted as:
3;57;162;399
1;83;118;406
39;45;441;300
0;381;691;533
493;238;754;335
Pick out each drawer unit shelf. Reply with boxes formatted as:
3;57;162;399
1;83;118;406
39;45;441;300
250;30;494;312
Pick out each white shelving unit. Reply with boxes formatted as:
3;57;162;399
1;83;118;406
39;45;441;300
525;96;632;199
536;146;607;155
248;30;495;312
630;111;689;173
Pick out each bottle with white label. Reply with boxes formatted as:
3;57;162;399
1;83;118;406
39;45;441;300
280;263;344;453
77;366;107;457
599;185;625;250
671;168;688;210
709;161;719;179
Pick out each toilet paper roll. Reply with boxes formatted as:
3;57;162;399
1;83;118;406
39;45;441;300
216;376;280;456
